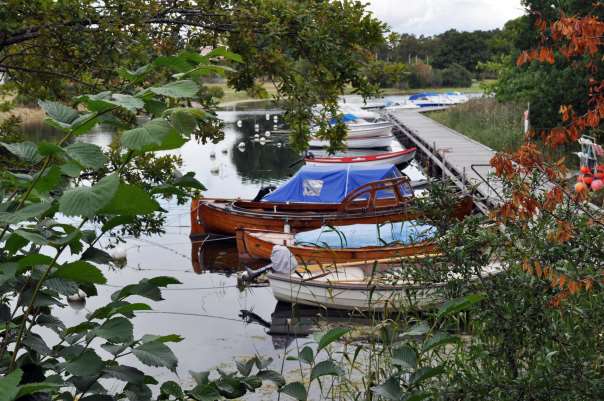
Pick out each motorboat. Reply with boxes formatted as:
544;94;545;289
304;148;416;167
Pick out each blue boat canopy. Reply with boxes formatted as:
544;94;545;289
409;92;438;100
262;164;410;203
328;113;358;126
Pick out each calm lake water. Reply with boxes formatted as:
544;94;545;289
24;107;407;394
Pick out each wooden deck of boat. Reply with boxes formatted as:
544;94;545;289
387;109;502;213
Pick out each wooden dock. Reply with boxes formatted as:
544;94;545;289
387;109;503;213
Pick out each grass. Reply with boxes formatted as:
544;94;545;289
428;97;525;152
378;79;491;96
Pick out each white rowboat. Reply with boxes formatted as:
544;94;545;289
309;134;394;149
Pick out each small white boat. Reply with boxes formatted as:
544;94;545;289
309;134;394;149
345;121;393;138
269;258;501;311
305;148;416;166
383;100;420;111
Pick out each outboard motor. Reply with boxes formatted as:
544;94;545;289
252;185;277;202
241;245;298;282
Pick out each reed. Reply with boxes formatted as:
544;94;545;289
429;98;525;152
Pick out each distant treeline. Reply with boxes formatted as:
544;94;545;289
368;22;521;89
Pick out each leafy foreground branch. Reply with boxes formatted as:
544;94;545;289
0;50;298;400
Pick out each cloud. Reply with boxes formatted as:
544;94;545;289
366;0;525;36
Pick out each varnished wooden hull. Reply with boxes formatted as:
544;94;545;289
192;196;474;237
238;229;438;264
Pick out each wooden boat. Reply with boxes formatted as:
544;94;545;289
305;148;416;167
308;134;394;149
193;173;414;236
268;257;499;311
236;226;438;264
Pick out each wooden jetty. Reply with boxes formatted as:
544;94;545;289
387;109;502;214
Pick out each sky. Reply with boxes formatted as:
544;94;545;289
366;0;526;36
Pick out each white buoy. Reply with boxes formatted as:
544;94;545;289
238;146;246;153
221;149;228;154
265;113;270;120
259;137;266;144
277;142;282;147
210;165;220;175
273;115;279;123
265;131;271;138
209;151;216;159
273;124;278;130
254;123;260;132
110;245;128;260
238;141;246;148
67;289;87;310
236;120;243;127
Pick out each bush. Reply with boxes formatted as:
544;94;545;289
408;62;434;88
442;63;473;87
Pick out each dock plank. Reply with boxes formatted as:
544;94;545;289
388;109;503;210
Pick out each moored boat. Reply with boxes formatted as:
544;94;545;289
308;134;394;149
237;221;439;264
304;148;416;167
268;257;500;311
191;165;423;237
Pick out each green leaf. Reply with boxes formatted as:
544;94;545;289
318;327;349;352
370;376;402;401
392;345;417;369
150;80;199;98
236;358;255;377
52;260;107;284
422;332;460;352
109;94;145;112
0;142;43;163
70;113;101;135
14;229;48;245
38;100;79;124
0;202;52;224
64;349;105;377
15;381;61;398
65;142;107;170
101;215;136;232
0;263;17;286
170;109;197;134
45;277;79;296
94;317;133;343
190;383;220;401
0;369;22;401
132;341;178;372
205;47;243;63
173;172;206;190
403;393;430;401
310;360;343;381
103;365;145;384
111;277;180;301
118;65;152;83
81;247;113;264
140;334;183;344
257;370;285;387
402;321;430;338
279;382;307;401
34;165;62;195
100;183;160;216
437;293;485;319
410;365;445;386
190;371;210;386
60;161;82;177
299;346;314;364
58;174;119;217
121;118;184;152
37;142;65;157
160;381;184;398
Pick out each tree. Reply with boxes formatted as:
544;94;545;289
1;0;385;151
441;63;472;87
431;29;498;73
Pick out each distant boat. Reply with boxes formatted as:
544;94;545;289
409;92;449;108
308;134;394;149
237;221;440;264
383;99;420;111
305;148;416;167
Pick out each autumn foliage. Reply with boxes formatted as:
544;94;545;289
490;10;604;304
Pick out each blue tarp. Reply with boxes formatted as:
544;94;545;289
262;164;409;203
294;221;436;248
328;113;358;126
409;92;438;100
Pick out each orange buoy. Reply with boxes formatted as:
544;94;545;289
580;166;591;174
575;182;588;193
583;175;594;186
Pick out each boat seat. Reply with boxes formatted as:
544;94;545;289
311;267;365;282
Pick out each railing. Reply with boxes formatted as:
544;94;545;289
338;176;413;212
